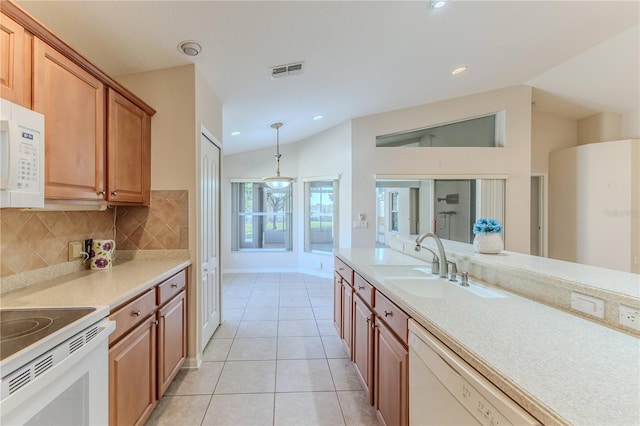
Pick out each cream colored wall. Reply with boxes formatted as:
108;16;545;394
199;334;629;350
531;111;577;174
117;65;197;256
296;122;352;273
549;140;639;272
577;112;622;145
117;64;224;362
351;85;533;253
622;110;640;139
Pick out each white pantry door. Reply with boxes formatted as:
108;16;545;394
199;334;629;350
200;131;220;348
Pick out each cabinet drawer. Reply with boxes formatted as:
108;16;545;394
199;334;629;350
109;288;157;345
354;273;374;307
375;291;409;345
335;257;353;285
157;270;186;306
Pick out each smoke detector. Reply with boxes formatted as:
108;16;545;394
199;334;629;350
271;62;304;79
178;41;202;56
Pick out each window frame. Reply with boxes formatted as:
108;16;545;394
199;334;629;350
231;181;293;252
304;178;339;254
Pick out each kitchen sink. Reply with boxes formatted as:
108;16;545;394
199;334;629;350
368;265;435;278
395;278;508;299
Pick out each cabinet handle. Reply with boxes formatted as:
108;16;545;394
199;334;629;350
384;310;393;317
171;283;178;288
132;310;141;317
371;322;377;329
97;190;105;196
339;267;344;271
366;318;370;323
358;286;365;290
111;191;117;196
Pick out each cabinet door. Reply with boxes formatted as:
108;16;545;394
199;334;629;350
333;273;343;336
353;295;374;404
33;38;105;201
0;12;28;107
107;88;151;205
157;290;187;398
375;319;409;426
341;281;353;358
109;315;157;426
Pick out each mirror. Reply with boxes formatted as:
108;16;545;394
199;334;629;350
375;178;505;247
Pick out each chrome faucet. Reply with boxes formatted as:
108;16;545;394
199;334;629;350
414;232;448;278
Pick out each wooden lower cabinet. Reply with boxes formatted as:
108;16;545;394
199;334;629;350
352;294;374;403
374;319;409;426
157;290;187;398
333;273;343;336
109;315;157;426
109;269;188;426
341;280;353;358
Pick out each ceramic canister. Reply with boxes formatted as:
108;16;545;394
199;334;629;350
91;239;115;270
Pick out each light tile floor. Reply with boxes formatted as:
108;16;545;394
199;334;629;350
145;273;381;426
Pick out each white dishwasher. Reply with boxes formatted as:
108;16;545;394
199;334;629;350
408;320;540;426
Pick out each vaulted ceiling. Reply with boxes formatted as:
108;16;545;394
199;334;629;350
16;1;640;154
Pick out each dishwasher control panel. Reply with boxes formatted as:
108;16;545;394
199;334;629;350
460;380;510;426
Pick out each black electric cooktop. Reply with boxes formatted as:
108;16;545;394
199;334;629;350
0;307;96;361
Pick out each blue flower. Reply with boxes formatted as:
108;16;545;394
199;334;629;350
473;217;502;234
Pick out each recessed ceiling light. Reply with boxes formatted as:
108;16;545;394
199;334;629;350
429;1;447;9
451;66;467;75
178;40;202;56
230;131;241;136
313;115;324;121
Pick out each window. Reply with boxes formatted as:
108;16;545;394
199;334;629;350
376;112;505;148
390;192;399;232
305;180;338;253
231;182;292;251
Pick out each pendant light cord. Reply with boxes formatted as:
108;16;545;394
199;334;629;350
272;122;283;177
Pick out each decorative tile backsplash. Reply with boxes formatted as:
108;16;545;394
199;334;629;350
0;190;188;278
0;210;114;277
116;190;188;251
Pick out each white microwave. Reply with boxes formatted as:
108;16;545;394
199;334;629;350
0;98;45;208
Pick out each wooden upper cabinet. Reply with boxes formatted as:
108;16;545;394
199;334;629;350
107;88;151;205
33;38;105;201
0;11;29;107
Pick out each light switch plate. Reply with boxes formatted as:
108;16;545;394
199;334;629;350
570;292;604;319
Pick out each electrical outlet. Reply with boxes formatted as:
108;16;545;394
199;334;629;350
619;305;640;331
68;241;83;261
84;239;93;257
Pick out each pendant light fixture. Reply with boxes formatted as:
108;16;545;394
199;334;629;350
263;122;294;189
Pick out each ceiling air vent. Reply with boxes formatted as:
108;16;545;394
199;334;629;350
271;62;304;79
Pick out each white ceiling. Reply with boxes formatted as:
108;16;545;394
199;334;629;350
16;1;640;154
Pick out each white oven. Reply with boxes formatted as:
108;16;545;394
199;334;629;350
0;307;114;426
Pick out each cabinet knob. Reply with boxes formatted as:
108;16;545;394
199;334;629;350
358;286;365;290
132;310;141;317
384;310;393;317
171;283;178;288
154;320;159;326
97;190;105;196
111;191;117;196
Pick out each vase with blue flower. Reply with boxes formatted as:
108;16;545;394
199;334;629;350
472;218;503;254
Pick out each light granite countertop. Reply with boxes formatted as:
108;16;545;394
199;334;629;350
0;258;192;310
336;248;640;426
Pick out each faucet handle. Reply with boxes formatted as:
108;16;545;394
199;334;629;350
447;261;458;281
460;272;469;286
